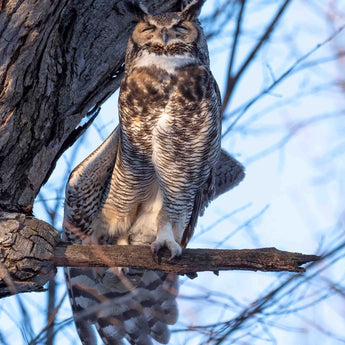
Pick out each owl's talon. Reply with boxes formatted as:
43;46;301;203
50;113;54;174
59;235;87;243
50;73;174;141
151;241;162;254
151;239;182;261
151;241;162;263
167;242;182;260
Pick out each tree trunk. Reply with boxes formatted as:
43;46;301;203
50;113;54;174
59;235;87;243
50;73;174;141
0;0;181;295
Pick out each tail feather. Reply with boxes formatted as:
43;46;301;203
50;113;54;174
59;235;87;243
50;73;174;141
65;267;178;345
148;318;171;344
75;320;98;345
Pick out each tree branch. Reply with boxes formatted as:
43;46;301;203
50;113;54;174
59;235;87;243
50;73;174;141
222;0;291;113
0;213;60;297
48;243;319;275
222;23;345;139
222;0;247;113
0;212;320;298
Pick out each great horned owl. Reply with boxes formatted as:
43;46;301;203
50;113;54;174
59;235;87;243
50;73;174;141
98;0;221;257
64;1;244;344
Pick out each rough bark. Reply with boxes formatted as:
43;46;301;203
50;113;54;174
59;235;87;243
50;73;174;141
0;216;319;299
0;0;181;213
0;212;60;297
48;244;320;275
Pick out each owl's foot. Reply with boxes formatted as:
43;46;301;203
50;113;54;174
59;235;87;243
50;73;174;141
115;237;129;273
151;239;182;261
151;223;182;261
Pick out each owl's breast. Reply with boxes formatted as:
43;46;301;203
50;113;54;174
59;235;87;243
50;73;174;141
119;62;218;155
120;66;174;113
120;63;212;118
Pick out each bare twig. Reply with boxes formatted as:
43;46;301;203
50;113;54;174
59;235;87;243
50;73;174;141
222;0;247;113
222;0;292;113
222;23;345;139
246;110;345;164
29;292;68;345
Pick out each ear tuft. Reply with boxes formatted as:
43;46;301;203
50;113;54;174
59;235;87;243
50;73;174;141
125;1;150;21
179;0;205;21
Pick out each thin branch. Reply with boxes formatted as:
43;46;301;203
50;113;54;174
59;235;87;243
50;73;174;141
46;279;56;345
222;0;247;113
222;0;292;113
245;110;345;164
222;23;345;139
197;238;345;344
233;0;291;83
29;292;68;345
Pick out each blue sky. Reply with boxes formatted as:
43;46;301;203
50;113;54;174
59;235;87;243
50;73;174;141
2;1;345;344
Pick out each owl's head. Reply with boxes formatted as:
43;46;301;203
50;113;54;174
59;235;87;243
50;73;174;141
125;0;209;64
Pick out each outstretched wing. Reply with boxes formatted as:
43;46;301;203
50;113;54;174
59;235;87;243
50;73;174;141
63;128;119;242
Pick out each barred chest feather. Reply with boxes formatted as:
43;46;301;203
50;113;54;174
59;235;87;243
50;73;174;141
119;53;215;155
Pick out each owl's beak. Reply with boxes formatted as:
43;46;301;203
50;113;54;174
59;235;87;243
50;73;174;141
161;27;168;45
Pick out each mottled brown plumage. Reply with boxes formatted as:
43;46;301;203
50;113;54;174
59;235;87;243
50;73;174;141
63;1;244;344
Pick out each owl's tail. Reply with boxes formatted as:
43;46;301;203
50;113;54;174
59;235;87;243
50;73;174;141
65;267;178;345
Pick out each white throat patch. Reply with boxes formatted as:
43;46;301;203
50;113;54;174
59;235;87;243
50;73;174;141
134;52;196;74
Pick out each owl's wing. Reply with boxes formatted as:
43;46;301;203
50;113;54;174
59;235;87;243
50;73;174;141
63;128;119;242
181;75;245;248
214;149;245;199
181;150;244;247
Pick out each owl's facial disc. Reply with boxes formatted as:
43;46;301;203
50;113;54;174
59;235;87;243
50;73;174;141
132;16;198;50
